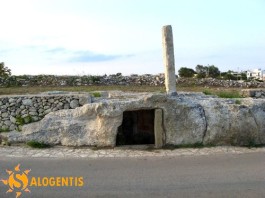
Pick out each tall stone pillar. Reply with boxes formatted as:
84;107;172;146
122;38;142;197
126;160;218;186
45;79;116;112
162;25;177;96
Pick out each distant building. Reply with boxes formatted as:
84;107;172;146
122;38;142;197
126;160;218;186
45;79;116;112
246;69;265;80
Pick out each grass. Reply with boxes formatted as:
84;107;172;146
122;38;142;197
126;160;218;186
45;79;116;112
23;115;33;124
0;85;244;96
92;92;101;97
163;143;214;150
235;99;241;105
202;89;242;98
16;116;25;125
0;85;166;95
0;128;10;133
202;90;212;95
26;141;51;148
216;91;242;98
16;115;34;126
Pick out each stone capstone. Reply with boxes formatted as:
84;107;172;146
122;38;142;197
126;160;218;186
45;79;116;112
197;99;261;145
3;92;265;147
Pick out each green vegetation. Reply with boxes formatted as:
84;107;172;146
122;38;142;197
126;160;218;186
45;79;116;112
216;91;241;98
16;116;25;125
92;92;101;97
16;115;33;125
202;89;242;99
163;143;214;150
0;127;10;133
195;65;220;78
26;141;51;148
90;76;101;83
220;71;247;81
23;115;33;124
0;85;166;95
178;65;249;81
178;65;221;78
202;90;212;95
178;67;196;78
0;62;11;78
0;84;246;97
235;99;241;105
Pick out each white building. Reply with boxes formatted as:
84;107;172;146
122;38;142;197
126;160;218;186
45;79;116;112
246;69;265;80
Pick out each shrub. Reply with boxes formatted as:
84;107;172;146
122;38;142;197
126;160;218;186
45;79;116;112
178;67;196;78
16;115;33;125
235;99;241;105
216;91;241;98
203;90;212;95
0;127;9;133
23;115;33;124
90;76;101;83
0;62;11;78
92;92;101;97
26;141;51;148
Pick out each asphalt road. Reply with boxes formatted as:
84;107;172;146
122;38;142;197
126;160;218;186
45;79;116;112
0;153;265;198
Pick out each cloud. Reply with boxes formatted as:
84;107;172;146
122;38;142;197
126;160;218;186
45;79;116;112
1;43;134;70
68;51;122;63
33;46;130;63
0;49;11;54
44;47;67;54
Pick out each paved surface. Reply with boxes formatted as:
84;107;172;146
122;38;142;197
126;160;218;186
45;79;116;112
0;145;265;158
0;150;265;198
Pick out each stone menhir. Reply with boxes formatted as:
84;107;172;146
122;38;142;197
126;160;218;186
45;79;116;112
162;25;177;96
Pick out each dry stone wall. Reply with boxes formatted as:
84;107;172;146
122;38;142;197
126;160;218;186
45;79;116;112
1;74;265;88
176;78;265;88
0;92;91;131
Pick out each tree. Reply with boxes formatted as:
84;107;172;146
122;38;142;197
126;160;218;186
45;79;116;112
208;65;220;78
241;72;247;80
0;62;11;78
195;64;220;78
221;71;237;80
195;65;207;78
178;67;196;78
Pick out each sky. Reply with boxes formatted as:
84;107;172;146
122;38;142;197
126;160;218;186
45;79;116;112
0;0;265;75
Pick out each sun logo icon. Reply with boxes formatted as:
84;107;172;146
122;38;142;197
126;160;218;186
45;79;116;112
1;164;31;198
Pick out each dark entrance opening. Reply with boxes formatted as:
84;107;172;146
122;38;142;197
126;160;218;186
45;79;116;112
116;110;155;145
